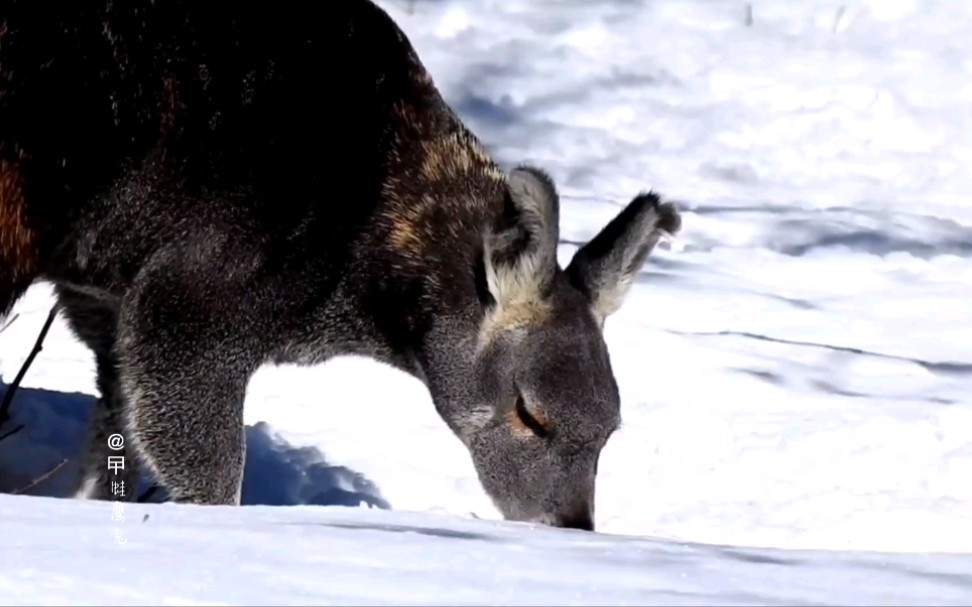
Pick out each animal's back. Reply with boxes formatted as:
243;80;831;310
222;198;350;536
0;0;449;311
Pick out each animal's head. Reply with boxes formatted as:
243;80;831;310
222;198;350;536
426;166;681;532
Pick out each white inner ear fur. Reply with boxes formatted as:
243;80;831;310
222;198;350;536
477;168;559;346
483;230;546;307
588;226;672;326
478;232;553;347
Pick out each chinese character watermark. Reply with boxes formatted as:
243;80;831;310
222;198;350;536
110;527;127;545
107;455;125;474
107;433;128;545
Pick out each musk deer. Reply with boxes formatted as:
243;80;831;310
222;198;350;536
0;0;681;531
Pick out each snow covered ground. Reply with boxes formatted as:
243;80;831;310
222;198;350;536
3;496;972;606
2;0;972;603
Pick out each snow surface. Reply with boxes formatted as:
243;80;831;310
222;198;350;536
3;497;972;606
2;0;972;603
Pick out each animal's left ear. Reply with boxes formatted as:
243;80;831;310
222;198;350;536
483;166;560;305
565;192;681;325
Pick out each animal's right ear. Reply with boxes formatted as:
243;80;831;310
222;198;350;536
565;192;681;326
481;166;561;309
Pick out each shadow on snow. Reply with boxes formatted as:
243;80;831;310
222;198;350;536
0;381;389;510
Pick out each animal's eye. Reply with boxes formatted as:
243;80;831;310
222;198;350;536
514;394;549;439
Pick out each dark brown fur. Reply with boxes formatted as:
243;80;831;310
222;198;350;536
0;157;37;315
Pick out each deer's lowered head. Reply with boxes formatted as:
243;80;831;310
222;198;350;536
417;166;681;532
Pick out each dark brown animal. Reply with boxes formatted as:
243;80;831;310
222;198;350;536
0;0;681;530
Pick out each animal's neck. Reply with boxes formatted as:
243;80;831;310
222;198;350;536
360;112;506;395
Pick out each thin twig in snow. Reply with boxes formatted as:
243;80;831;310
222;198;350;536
12;458;69;495
0;423;24;443
0;312;20;335
0;304;60;428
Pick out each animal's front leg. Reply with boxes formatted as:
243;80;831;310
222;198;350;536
115;253;261;506
56;285;141;502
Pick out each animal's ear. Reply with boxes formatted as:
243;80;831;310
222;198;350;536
482;166;560;307
565;192;681;325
